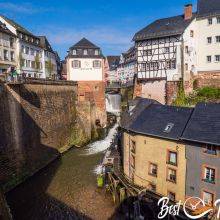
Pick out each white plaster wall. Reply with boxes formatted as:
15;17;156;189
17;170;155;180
196;17;220;72
183;18;197;80
68;58;103;81
141;80;166;104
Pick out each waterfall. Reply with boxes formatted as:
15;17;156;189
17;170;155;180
85;123;118;155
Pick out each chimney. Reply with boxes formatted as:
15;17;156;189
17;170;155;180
184;4;193;20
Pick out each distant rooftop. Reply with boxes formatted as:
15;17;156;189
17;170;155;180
197;0;220;18
0;14;35;37
70;38;100;50
133;14;196;41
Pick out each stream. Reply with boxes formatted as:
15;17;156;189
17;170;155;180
6;124;120;220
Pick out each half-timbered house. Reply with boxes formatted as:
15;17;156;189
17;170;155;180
133;4;196;104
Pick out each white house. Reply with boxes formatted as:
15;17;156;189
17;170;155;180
38;36;58;79
0;21;16;74
196;0;220;74
66;38;106;125
0;15;44;78
66;38;104;81
0;15;58;79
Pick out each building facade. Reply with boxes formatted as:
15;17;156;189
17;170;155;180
39;36;58;79
120;46;137;86
66;38;106;125
0;15;58;78
104;56;120;86
133;0;220;104
121;100;220;214
0;21;16;74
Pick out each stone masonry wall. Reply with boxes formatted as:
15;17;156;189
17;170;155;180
193;72;220;89
0;80;78;191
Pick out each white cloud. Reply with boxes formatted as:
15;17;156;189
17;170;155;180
0;2;53;14
37;25;134;56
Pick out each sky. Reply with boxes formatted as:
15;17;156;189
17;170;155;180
0;0;197;59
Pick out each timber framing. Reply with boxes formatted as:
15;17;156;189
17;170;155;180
137;35;181;80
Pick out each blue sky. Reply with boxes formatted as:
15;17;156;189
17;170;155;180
0;0;197;59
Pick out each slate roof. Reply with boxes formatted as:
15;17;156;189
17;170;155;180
197;0;220;18
70;38;100;49
0;15;35;37
38;36;54;53
126;104;193;141
121;98;160;130
182;103;220;145
0;21;16;36
133;14;196;41
107;56;120;71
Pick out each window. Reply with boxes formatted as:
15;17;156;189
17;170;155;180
150;62;159;70
167;151;177;166
149;163;157;177
140;63;146;71
83;49;88;55
10;51;14;61
168;192;176;201
9;37;14;48
164;123;174;133
131;140;136;154
207;56;212;63
149;183;156;192
185;46;189;53
21;45;25;53
190;30;194;37
31;61;35;68
205;145;217;155
26;60;31;68
185;63;188;71
143;49;152;56
216;36;220;43
217;17;220;24
164;47;170;53
204;167;215;183
166;60;176;69
72;60;81;68
208;18;213;25
3;50;8;60
25;46;29;55
72;50;76;55
203;191;214;206
167;168;176;183
215;55;220;62
30;48;35;56
93;60;101;68
95;49;99;55
207;37;212;44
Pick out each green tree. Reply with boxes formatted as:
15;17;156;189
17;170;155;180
46;59;53;78
18;52;24;72
34;53;41;75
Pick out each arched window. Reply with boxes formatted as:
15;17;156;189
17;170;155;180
93;60;101;68
72;60;81;68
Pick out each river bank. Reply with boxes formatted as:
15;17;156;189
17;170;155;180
6;124;121;220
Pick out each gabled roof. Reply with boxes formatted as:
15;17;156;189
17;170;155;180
0;15;35;37
38;36;54;53
127;104;193;141
182;103;220;145
70;38;99;49
133;14;196;41
197;0;220;18
0;21;16;37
